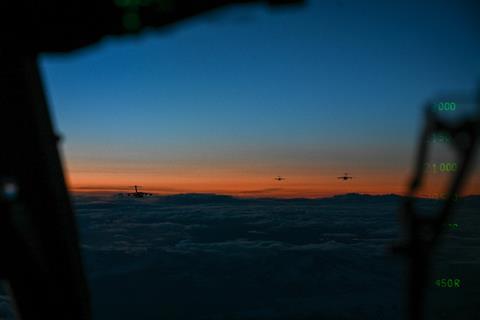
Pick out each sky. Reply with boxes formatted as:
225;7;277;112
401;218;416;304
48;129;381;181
39;0;480;198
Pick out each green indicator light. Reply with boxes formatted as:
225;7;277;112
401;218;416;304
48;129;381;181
430;132;451;143
439;162;457;172
434;102;457;112
123;12;141;31
424;162;458;174
435;278;461;288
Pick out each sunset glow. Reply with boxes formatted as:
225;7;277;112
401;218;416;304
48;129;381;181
40;1;480;199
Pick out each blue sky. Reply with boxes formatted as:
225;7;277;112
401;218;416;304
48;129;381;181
38;0;480;196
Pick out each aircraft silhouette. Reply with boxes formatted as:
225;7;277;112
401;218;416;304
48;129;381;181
275;176;286;181
0;1;305;320
126;185;153;198
337;173;353;180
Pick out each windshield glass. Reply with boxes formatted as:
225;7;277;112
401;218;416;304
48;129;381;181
9;1;477;319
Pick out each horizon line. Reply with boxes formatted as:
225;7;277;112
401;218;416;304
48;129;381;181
69;189;479;200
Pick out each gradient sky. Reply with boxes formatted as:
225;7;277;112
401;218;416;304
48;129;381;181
39;0;480;197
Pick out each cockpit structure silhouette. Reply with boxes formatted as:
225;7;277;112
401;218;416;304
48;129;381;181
0;2;304;320
0;1;478;320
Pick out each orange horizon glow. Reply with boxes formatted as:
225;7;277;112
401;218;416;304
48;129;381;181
65;166;480;199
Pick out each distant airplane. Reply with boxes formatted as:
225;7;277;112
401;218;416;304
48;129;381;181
126;185;153;198
275;176;286;181
337;173;353;181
